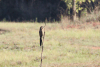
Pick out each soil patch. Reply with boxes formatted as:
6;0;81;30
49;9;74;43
91;46;100;50
65;22;100;29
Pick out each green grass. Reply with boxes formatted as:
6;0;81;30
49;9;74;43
0;22;100;67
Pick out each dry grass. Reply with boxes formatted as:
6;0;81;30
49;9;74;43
80;7;100;22
0;22;100;67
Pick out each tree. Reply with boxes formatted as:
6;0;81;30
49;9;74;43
72;0;76;21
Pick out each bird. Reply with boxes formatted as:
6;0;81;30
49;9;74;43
39;26;45;46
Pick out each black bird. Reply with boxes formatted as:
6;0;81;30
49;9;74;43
39;26;45;46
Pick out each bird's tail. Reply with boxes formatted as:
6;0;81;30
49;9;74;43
40;37;42;46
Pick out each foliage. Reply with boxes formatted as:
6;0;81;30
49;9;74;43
0;0;99;22
63;0;96;14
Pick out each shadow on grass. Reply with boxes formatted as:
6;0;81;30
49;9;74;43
0;29;10;35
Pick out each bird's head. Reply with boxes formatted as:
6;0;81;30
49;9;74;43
40;26;44;30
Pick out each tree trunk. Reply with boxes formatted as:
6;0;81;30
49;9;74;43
72;0;76;21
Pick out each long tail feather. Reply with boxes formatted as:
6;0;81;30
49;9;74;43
40;37;42;46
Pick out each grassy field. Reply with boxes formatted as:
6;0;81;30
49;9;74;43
0;22;100;67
